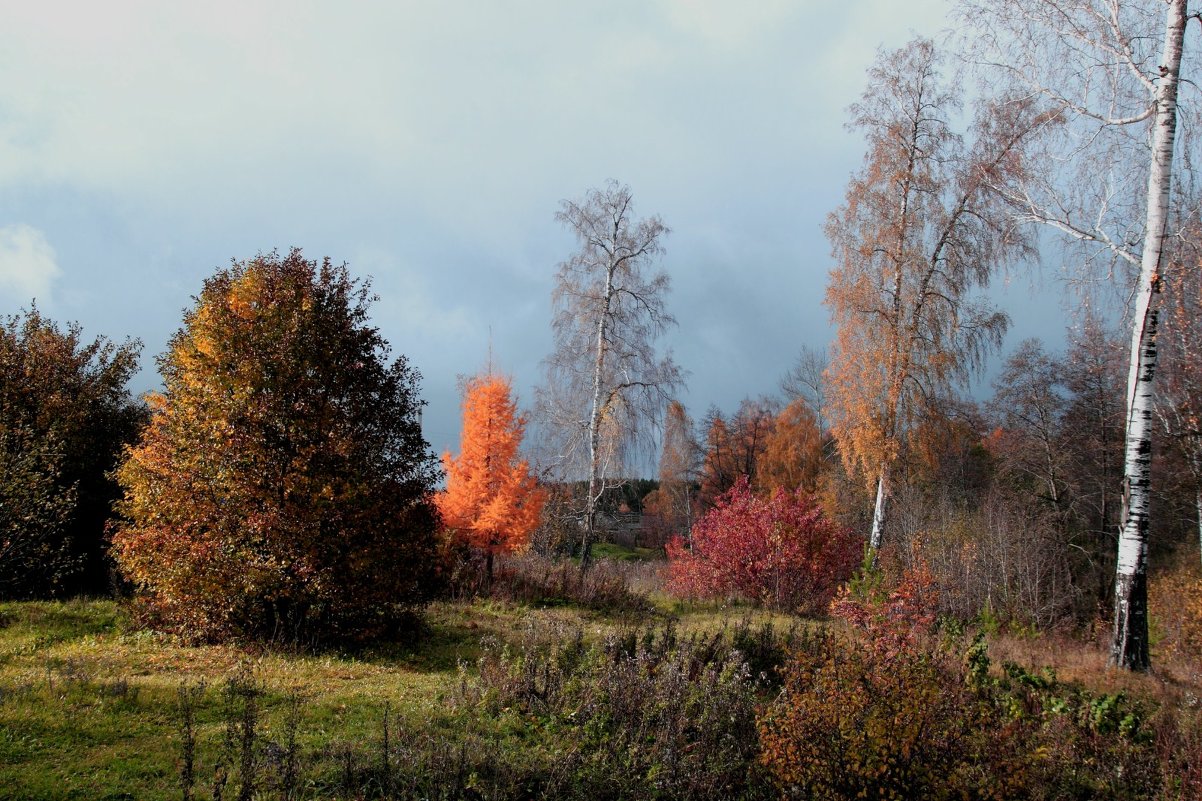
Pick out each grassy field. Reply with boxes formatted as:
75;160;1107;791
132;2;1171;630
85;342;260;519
0;590;795;801
2;558;1200;801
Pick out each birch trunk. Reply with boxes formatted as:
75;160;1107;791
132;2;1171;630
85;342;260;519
1110;0;1186;672
540;182;677;576
1196;484;1202;570
869;466;889;554
580;263;617;573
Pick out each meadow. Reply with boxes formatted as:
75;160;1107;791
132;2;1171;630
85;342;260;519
2;553;1200;801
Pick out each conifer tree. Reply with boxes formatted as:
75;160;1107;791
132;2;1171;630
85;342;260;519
438;372;546;581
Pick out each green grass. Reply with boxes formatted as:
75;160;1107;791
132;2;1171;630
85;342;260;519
588;541;663;562
4;594;1199;800
0;596;791;801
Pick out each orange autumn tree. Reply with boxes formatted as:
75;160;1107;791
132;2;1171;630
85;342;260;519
755;398;824;496
438;372;546;580
111;250;440;645
825;39;1035;555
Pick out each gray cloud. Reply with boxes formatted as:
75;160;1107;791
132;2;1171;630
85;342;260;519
0;0;1073;466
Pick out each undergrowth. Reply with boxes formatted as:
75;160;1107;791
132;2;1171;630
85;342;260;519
2;590;1201;800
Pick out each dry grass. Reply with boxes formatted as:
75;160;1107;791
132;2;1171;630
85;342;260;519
983;628;1202;705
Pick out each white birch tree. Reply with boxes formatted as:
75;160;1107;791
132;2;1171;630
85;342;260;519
824;38;1042;556
956;0;1195;670
535;181;681;571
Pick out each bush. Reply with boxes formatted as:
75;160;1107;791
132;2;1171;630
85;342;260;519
111;250;440;645
760;628;1024;800
1149;557;1202;663
666;477;860;613
761;598;1202;801
458;619;791;800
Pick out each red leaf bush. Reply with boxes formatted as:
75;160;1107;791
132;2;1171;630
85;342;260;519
666;477;860;614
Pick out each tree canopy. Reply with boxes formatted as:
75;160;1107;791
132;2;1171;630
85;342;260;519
825;37;1038;553
0;306;143;598
111;249;440;644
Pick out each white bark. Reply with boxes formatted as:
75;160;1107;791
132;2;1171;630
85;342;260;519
536;182;679;572
582;263;616;571
959;0;1193;671
1111;0;1186;672
869;467;889;554
1196;485;1202;569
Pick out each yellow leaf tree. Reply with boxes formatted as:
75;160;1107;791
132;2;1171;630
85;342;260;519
755;398;824;496
438;372;546;581
825;38;1040;554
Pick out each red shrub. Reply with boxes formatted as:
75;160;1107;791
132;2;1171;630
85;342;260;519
666;477;860;613
830;553;941;640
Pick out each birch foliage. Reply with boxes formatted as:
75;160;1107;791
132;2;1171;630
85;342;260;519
824;38;1040;552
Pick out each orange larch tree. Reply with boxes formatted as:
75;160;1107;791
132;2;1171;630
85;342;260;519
438;372;546;581
755;398;824;496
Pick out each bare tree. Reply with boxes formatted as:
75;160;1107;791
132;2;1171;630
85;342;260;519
1061;315;1127;608
535;181;681;570
956;0;1194;670
988;338;1070;508
780;345;830;434
824;38;1041;556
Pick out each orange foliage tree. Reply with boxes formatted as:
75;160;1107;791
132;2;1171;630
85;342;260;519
111;250;440;644
438;372;546;580
698;399;777;509
755;398;824;495
825;38;1035;553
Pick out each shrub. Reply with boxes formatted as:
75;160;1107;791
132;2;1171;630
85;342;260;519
1149;557;1202;663
666;477;860;613
759;629;1031;800
111;250;440;645
830;549;940;636
460;620;782;800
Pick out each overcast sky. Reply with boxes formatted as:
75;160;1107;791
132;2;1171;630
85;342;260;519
0;0;1074;459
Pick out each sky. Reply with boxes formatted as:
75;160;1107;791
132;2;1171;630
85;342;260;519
0;0;1075;460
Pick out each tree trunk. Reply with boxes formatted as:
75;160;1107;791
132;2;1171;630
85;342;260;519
581;263;618;573
1196;483;1202;571
869;465;889;555
1110;0;1186;672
